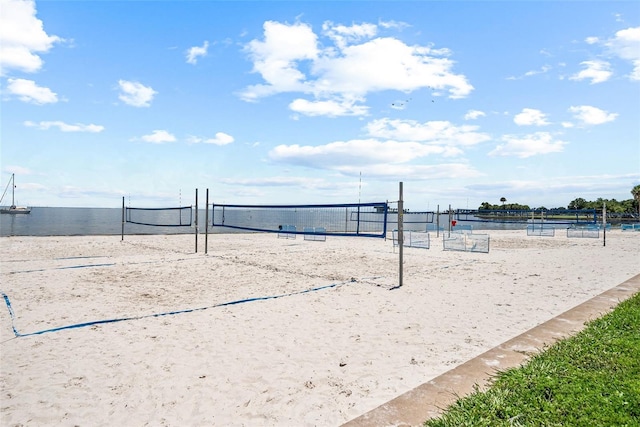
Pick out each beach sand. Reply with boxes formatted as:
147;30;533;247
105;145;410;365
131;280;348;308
1;230;638;426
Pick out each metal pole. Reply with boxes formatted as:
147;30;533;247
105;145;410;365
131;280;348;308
195;188;198;253
121;196;125;241
436;205;440;238
383;200;388;239
448;204;452;237
603;203;606;247
205;188;209;254
398;182;403;289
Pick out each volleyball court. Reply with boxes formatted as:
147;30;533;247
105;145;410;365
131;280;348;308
2;200;397;338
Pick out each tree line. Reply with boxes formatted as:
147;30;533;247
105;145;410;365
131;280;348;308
478;185;640;217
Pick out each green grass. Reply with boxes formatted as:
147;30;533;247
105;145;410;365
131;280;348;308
424;292;640;427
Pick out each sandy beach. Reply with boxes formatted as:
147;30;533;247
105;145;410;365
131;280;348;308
1;229;639;426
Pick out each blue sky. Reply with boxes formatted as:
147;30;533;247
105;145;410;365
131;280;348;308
1;0;639;210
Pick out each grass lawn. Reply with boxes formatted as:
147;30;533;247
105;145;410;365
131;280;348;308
424;292;640;427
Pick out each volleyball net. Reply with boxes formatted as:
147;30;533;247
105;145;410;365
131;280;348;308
387;211;435;231
125;206;193;227
455;208;597;225
210;202;388;238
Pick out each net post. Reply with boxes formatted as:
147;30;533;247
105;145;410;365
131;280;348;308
205;188;209;254
398;182;404;289
603;202;606;247
383;201;388;238
437;204;440;238
195;188;198;253
121;196;125;241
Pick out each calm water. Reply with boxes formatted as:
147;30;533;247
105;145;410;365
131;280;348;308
0;207;199;237
0;207;534;237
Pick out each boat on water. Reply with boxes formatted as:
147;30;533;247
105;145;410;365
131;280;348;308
0;173;31;214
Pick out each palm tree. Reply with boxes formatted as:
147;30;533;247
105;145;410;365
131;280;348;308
632;185;640;218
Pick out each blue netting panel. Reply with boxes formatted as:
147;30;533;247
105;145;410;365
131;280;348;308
384;211;435;232
426;224;445;232
567;227;599;239
125;206;193;227
392;230;430;249
452;225;473;234
443;233;490;253
303;227;327;242
527;224;555;237
621;223;640;231
277;225;297;239
211;202;388;238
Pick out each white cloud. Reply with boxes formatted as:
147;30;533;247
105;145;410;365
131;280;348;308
241;21;318;100
289;97;369;117
268;138;482;180
0;0;62;76
240;20;473;116
24;120;104;132
6;78;57;104
465;173;640;207
332;162;482;180
269;139;460;170
118;80;157;107
570;60;612;84
187;132;234;145
524;65;551;77
3;165;32;175
314;37;471;98
365;118;490;146
604;26;640;80
631;61;640;81
222;176;332;189
630;62;640;81
322;21;378;49
186;41;209;64
513;108;550;126
377;19;410;31
464;110;486;120
489;132;567;158
568;105;617;125
507;65;551;80
139;130;176;144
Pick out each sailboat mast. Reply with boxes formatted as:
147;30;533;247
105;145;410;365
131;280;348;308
12;174;15;206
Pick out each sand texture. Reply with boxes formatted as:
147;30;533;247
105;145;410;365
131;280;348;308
1;230;639;426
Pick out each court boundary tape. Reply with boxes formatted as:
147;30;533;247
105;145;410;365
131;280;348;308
1;279;353;338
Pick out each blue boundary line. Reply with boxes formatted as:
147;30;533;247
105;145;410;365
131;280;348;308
10;263;116;274
9;258;200;276
1;281;349;338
